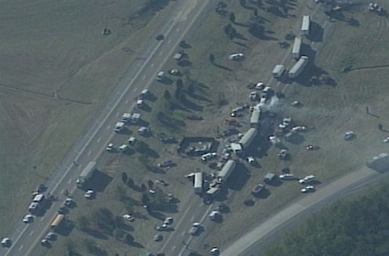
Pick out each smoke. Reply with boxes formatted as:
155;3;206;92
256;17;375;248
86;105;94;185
258;96;281;112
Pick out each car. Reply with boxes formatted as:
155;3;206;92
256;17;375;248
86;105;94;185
210;247;220;255
155;179;169;186
45;232;57;241
145;253;154;256
169;69;180;75
106;143;114;152
156;253;165;256
23;214;34;223
344;131;355;140
201;152;217;161
306;144;319;150
123;214;134;221
278;149;288;159
299;175;315;184
57;206;67;214
158;160;174;168
291;100;301;107
118;144;129;152
138;126;150;135
189;222;200;235
65;198;74;207
155;224;168;231
252;184;265;195
247;156;255;164
255;82;265;90
155;34;164;40
84;189;95;199
209;210;220;220
164;217;173;225
1;238;11;247
249;91;258;101
279;174;296;180
41;239;49;246
228;53;244;60
292;126;307;132
154;234;163;242
36;184;46;193
301;185;315;193
156;71;165;81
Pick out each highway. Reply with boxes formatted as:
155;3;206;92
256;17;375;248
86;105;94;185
0;0;214;255
222;167;387;256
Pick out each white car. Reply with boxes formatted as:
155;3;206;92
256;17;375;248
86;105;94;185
299;175;315;184
256;82;265;90
164;217;173;225
201;152;217;161
210;247;220;255
156;71;165;81
228;53;244;60
292;126;306;132
45;232;56;241
118;144;129;152
301;185;315;193
84;189;95;199
123;214;134;221
279;174;296;180
106;143;114;152
23;214;34;223
169;69;180;75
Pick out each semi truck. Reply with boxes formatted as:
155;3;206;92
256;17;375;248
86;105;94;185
288;56;309;78
76;161;97;188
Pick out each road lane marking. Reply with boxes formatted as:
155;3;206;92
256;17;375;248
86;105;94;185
181;231;185;236
29;231;34;236
168;39;171;44
97;137;101;142
40;216;45;222
191;215;194;221
68;179;72;184
159;51;163;56
107;125;111;129
18;245;24;251
176;28;180;32
142;75;146;80
125;99;129;104
172;246;176;251
88;151;91;156
150;63;155;67
116;112;120;117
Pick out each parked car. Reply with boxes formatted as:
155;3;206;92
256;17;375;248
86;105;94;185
344;131;355;140
299;175;315;184
106;143;114;152
154;234;163;242
210;247;220;255
164;217;173;225
228;53;244;60
189;222;200;235
158;160;174;168
45;232;57;241
252;184;265;195
84;189;95;199
279;174;296;180
118;144;129;152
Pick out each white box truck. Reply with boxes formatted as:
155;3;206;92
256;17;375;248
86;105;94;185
288;56;309;78
301;16;310;36
292;37;302;59
272;65;285;78
114;122;125;132
194;172;203;194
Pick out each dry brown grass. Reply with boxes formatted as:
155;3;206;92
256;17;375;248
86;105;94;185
0;0;175;239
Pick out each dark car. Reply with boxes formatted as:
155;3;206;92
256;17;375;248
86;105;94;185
155;34;164;41
158;160;174;168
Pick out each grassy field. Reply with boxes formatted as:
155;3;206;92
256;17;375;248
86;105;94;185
8;0;389;255
0;0;175;238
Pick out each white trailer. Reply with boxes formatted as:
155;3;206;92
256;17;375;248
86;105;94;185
194;172;203;194
301;16;310;36
76;161;97;188
272;65;285;78
250;109;261;127
292;37;302;59
288;56;309;78
217;160;236;182
239;128;258;149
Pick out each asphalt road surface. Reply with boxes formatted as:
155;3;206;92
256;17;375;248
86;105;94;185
0;0;214;255
222;167;387;256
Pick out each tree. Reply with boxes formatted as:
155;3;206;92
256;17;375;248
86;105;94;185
148;179;154;188
209;53;215;63
125;233;134;244
127;177;134;188
164;89;171;100
116;185;127;202
77;216;90;232
141;183;147;192
229;12;236;23
138;154;150;167
121;172;128;184
141;193;150;205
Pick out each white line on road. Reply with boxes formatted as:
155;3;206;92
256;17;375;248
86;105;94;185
159;51;163;56
142;75;146;80
191;215;195;221
181;231;185;236
29;231;34;236
40;216;45;222
172;246;176;251
176;28;180;32
87;151;91;156
150;63;155;68
116;112;120;117
68;179;72;184
107;125;111;129
125;99;129;104
133;88;137;92
97;137;101;142
168;39;171;44
18;245;24;251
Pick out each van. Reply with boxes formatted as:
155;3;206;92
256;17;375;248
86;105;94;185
114;122;125;132
209;210;220;221
272;65;285;78
33;194;45;203
121;113;132;123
